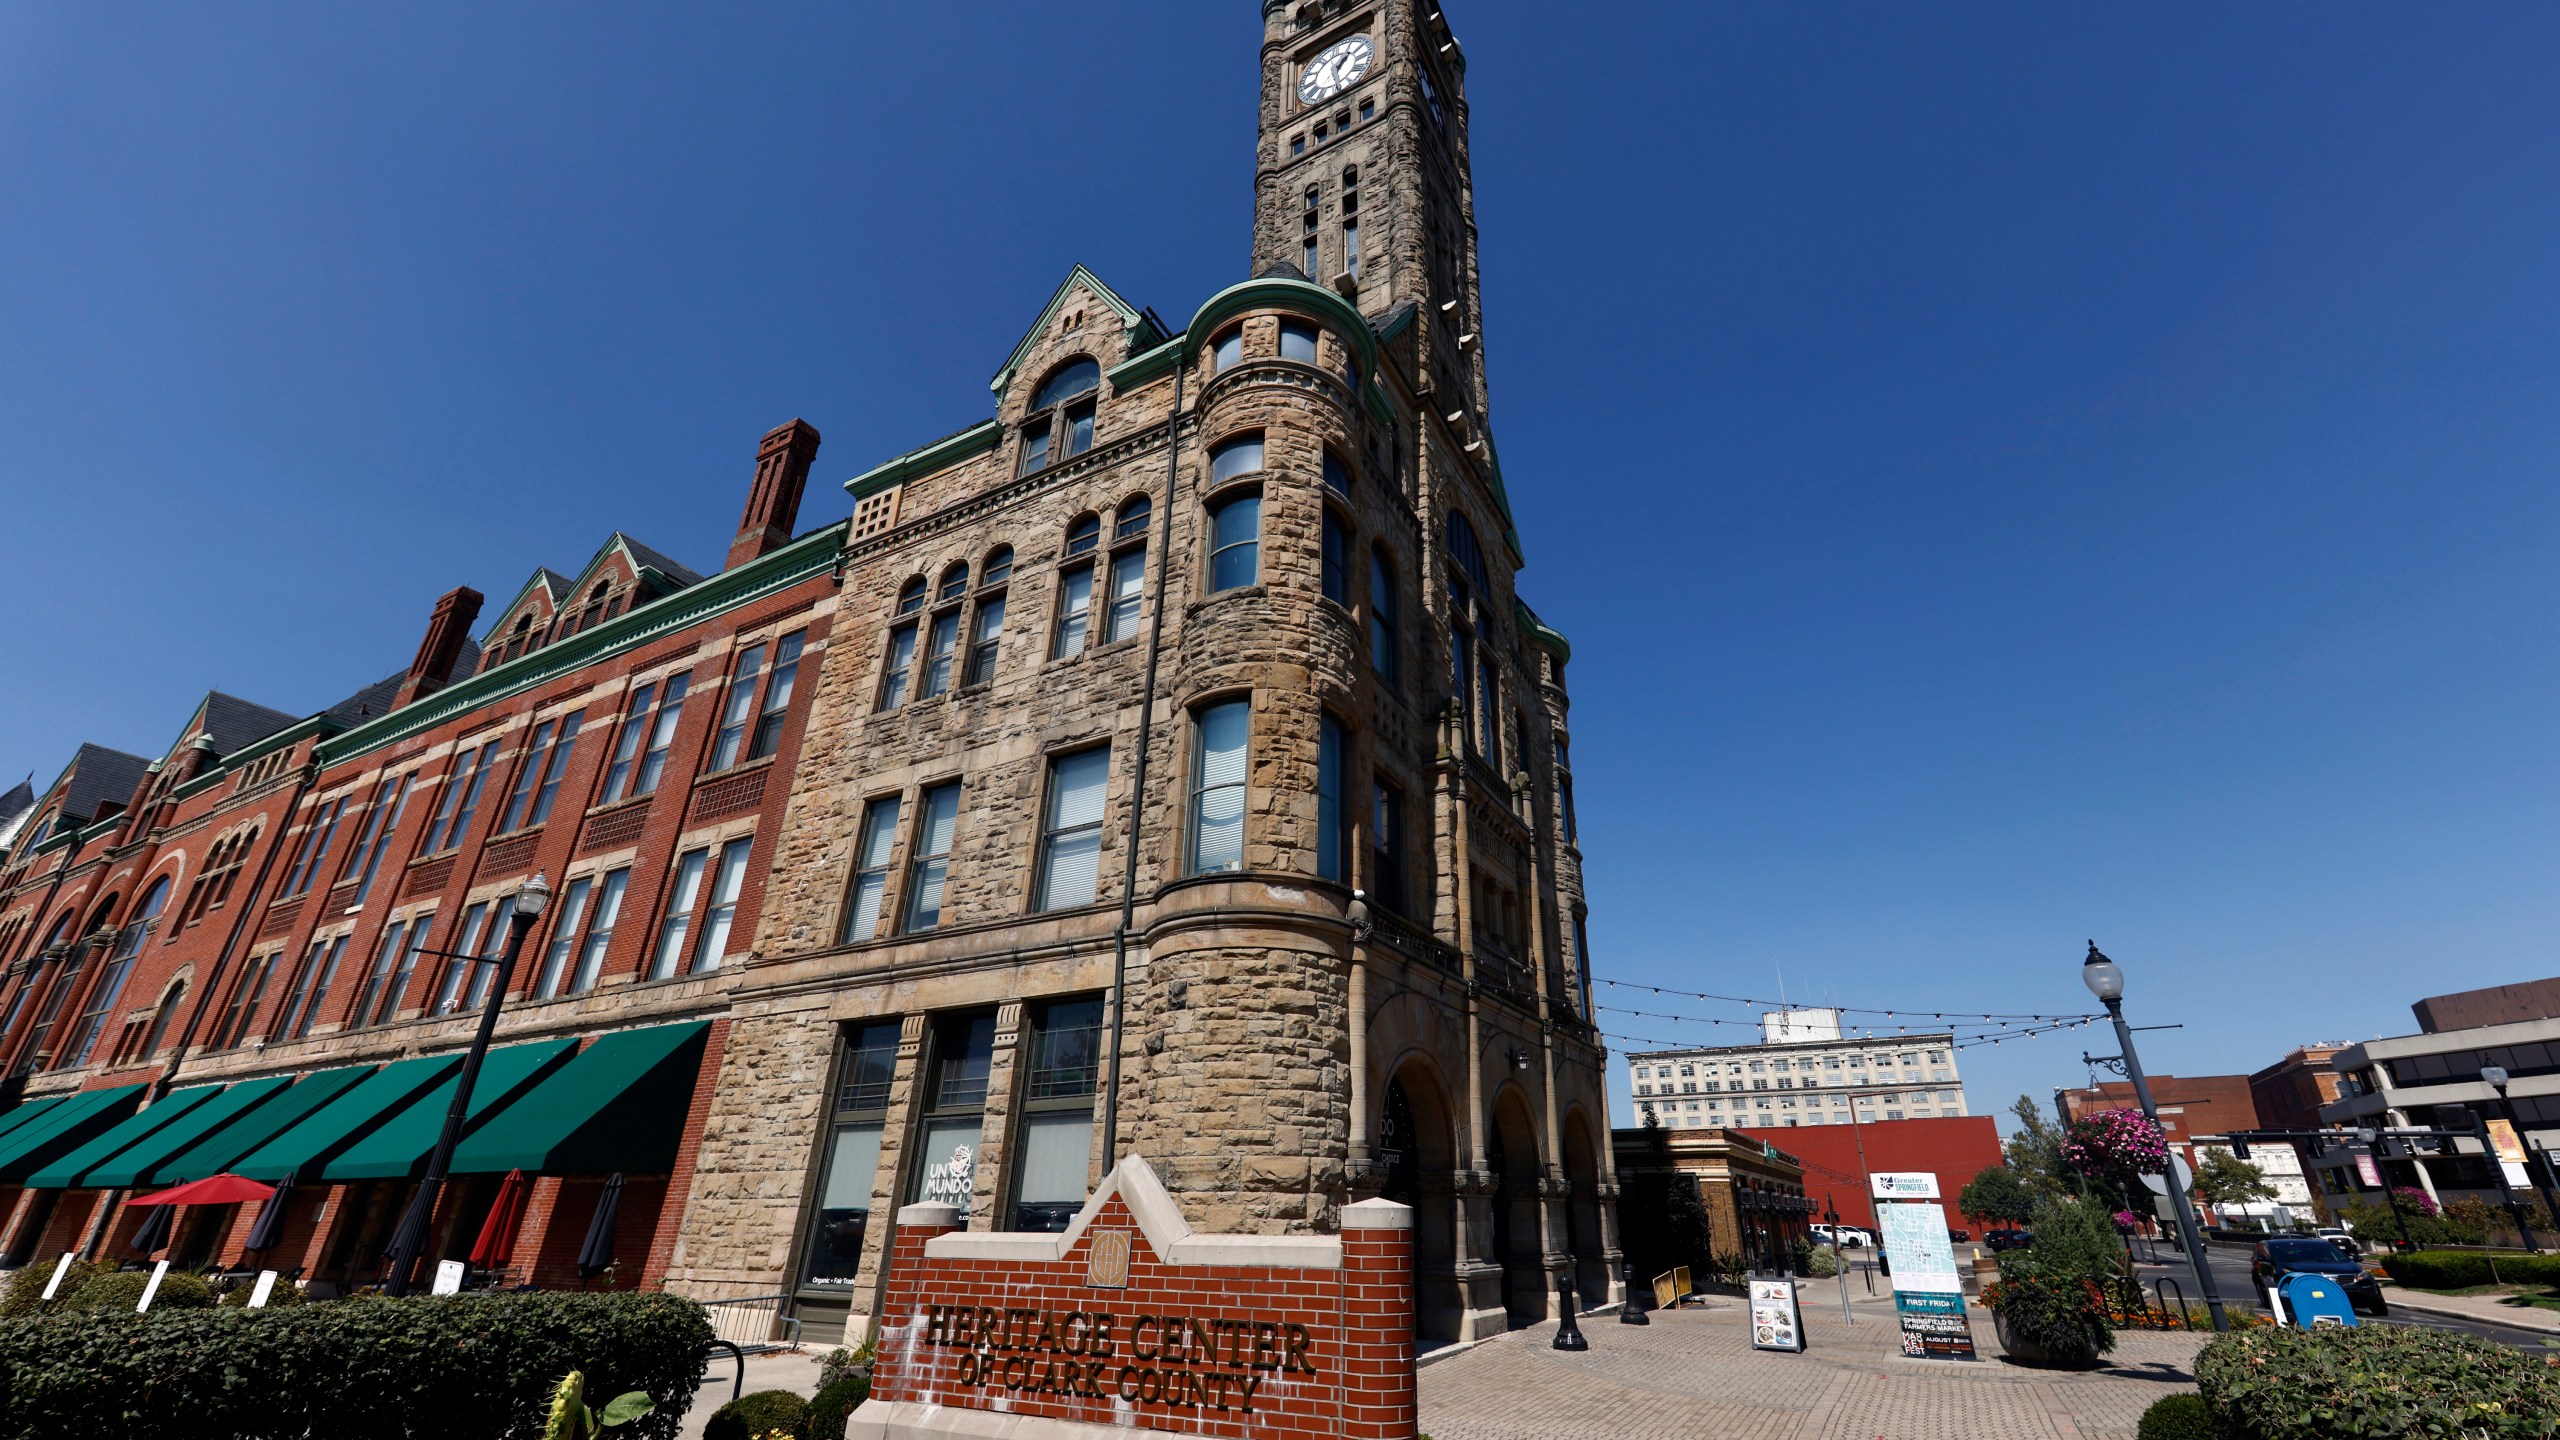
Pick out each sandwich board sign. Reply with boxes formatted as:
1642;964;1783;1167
1874;1172;1976;1360
1749;1278;1804;1353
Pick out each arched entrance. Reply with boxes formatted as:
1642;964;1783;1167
1379;1066;1462;1344
1560;1112;1607;1303
1485;1087;1545;1326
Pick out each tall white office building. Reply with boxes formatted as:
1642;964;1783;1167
1627;1009;1970;1129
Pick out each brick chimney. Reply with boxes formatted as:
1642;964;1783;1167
394;586;485;709
727;418;822;570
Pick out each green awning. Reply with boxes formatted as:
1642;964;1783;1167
450;1023;710;1175
322;1038;577;1182
0;1095;70;1149
0;1086;146;1182
231;1055;465;1183
28;1085;224;1189
157;1064;376;1185
81;1076;296;1190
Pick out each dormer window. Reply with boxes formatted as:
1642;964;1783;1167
1020;358;1101;475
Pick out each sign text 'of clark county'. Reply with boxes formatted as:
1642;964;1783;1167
921;1303;1317;1412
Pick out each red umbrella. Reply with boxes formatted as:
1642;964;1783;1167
131;1173;275;1207
469;1168;530;1270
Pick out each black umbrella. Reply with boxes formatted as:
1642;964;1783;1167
576;1173;626;1286
127;1204;174;1257
244;1175;296;1253
382;1184;436;1288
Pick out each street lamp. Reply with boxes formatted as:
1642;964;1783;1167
2083;942;2229;1332
385;874;551;1297
2471;1063;2546;1254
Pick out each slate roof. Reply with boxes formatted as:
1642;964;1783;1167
0;779;33;850
320;639;483;728
58;744;150;824
615;535;704;588
198;692;299;759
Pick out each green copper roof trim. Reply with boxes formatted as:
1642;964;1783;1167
317;521;846;763
1514;602;1570;661
1182;277;1399;426
1107;337;1184;392
988;265;1165;399
168;713;336;805
844;421;1004;501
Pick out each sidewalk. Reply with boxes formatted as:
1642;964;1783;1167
2381;1284;2560;1334
674;1349;829;1440
1420;1294;2209;1440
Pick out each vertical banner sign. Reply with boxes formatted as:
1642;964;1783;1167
1873;1173;1977;1361
2487;1120;2533;1189
136;1260;171;1313
1749;1278;1804;1353
248;1272;279;1309
40;1253;75;1302
2353;1151;2383;1189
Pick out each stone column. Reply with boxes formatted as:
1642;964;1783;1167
967;1000;1025;1230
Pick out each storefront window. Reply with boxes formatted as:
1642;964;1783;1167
906;1012;997;1221
800;1022;901;1290
1009;997;1104;1231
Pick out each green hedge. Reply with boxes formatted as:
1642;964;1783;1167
2381;1249;2560;1290
2136;1394;2220;1440
703;1389;808;1440
0;1290;711;1439
2196;1324;2560;1439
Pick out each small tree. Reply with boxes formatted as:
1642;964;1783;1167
2191;1150;2276;1210
2004;1096;2076;1198
1960;1164;2039;1227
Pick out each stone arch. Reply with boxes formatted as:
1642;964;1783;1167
1485;1081;1545;1326
1379;1051;1462;1344
1560;1105;1607;1303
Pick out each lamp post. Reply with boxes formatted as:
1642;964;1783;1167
385;874;550;1296
2480;1065;2555;1249
2082;942;2228;1332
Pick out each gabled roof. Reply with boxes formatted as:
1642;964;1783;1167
612;535;704;589
196;693;299;759
487;567;574;639
0;779;33;852
988;265;1167;400
53;744;150;825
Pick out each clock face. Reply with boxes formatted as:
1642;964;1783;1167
1297;34;1376;107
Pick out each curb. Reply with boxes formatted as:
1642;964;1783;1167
2378;1287;2560;1335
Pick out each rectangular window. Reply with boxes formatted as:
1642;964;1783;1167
430;902;492;1015
1369;552;1399;685
284;933;350;1041
1302;237;1319;278
709;643;767;772
350;918;408;1028
567;869;628;994
1317;716;1346;883
684;837;753;975
1321;510;1350;604
907;1012;998;1217
748;632;805;759
1019;419;1053;475
599;684;656;802
963;597;1005;687
631;674;691;796
1209;433;1264;486
1372;780;1407;913
650;851;709;981
1209;493;1261;592
802;1021;903;1287
1103;550;1144;643
842;797;904;943
879;624;919;709
1010;996;1104;1231
533;876;593;1000
1036;748;1110;912
1343;220;1360;276
499;720;559;832
1065;402;1095;458
527;713;583;825
423;748;488;852
372;916;433;1026
1053;566;1094;659
903;783;961;932
1189;701;1249;875
211;952;278;1051
282;794;351;897
921;611;961;698
344;776;413;906
1279;321;1319;364
1213;328;1243;372
1324;452;1353;496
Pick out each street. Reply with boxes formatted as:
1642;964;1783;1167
2129;1239;2559;1349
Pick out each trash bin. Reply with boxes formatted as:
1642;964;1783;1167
2274;1272;2358;1329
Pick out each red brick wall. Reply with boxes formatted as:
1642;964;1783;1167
868;1193;1416;1440
1736;1117;2005;1233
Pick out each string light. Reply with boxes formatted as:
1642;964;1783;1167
1596;976;2094;1024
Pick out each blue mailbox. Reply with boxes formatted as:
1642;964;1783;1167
2275;1272;2359;1328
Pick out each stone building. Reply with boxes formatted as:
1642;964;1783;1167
666;0;1614;1345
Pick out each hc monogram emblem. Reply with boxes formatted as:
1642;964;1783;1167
1086;1230;1132;1289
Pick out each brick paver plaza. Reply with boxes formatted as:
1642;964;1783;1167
1419;1297;2209;1440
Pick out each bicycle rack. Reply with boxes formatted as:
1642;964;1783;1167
2152;1276;2193;1329
707;1340;747;1402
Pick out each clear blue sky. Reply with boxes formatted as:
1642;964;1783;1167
6;3;2557;1130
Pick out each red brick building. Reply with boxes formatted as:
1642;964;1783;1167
1736;1116;2004;1236
2060;1075;2261;1176
0;419;839;1292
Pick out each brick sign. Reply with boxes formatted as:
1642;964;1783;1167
850;1156;1416;1440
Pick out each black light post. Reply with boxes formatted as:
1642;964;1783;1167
385;874;550;1297
2480;1066;2555;1248
2083;942;2229;1332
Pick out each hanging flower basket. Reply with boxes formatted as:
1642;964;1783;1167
2061;1109;2169;1185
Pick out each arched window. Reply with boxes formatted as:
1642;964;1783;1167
1100;497;1152;644
141;979;187;1059
1055;518;1104;660
897;577;929;615
1446;511;1497;766
1020;358;1101;475
937;563;970;603
65;877;168;1067
965;548;1012;687
879;578;931;711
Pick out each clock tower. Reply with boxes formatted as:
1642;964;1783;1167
1257;0;1490;420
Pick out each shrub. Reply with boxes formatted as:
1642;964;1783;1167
804;1376;869;1440
816;1339;872;1391
1807;1244;1839;1278
1985;1264;2114;1362
61;1268;217;1312
2025;1194;2127;1284
0;1259;96;1316
2136;1393;2221;1440
2197;1323;2560;1440
0;1289;711;1439
2382;1249;2560;1290
703;1390;809;1440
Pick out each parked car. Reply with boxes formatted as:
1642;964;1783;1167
1983;1229;2034;1253
2251;1237;2386;1317
2312;1225;2361;1257
1811;1223;1872;1249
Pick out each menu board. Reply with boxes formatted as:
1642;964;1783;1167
1879;1197;1977;1361
1749;1278;1804;1353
